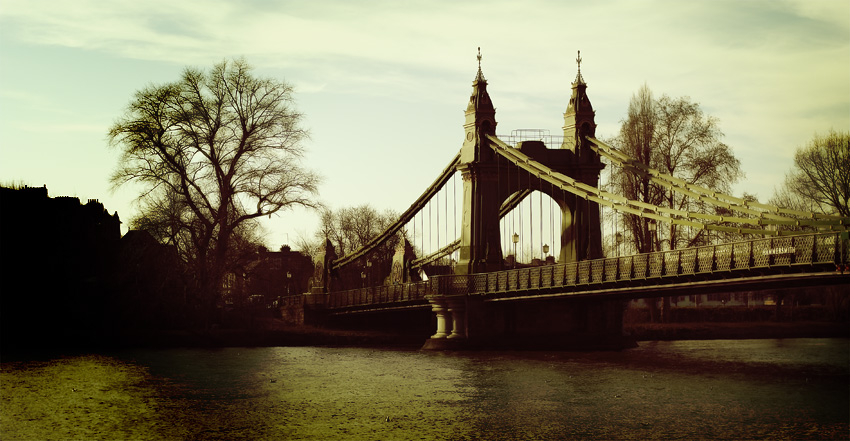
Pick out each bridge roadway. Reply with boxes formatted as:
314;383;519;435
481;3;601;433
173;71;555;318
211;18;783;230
317;232;848;315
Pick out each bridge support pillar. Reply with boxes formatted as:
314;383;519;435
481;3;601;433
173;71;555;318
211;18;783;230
422;296;469;350
425;292;634;350
429;300;453;339
447;298;467;339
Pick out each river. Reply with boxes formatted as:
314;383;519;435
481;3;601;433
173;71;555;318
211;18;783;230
2;338;848;440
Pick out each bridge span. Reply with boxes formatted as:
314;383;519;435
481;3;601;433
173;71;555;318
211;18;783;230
284;52;849;349
284;232;848;349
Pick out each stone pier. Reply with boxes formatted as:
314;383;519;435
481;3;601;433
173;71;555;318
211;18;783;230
422;294;634;351
421;296;470;350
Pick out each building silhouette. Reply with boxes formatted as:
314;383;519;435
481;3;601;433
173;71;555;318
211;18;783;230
1;185;122;351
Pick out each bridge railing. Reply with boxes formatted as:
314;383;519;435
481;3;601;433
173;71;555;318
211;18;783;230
324;232;846;309
456;232;845;295
327;279;436;309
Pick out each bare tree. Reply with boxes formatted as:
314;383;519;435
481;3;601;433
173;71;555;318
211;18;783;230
772;129;850;217
301;204;403;288
108;58;321;321
608;84;743;253
608;85;743;324
609;84;663;254
314;204;399;257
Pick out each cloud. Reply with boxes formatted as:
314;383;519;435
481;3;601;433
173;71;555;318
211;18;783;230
1;0;847;216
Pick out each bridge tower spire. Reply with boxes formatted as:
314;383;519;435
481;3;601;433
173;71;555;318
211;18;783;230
560;50;605;261
562;50;597;155
456;48;503;275
462;47;497;160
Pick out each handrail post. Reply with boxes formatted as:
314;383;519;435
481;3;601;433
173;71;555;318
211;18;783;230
749;238;755;269
729;243;736;270
809;234;818;264
676;250;682;275
711;244;717;272
659;251;665;276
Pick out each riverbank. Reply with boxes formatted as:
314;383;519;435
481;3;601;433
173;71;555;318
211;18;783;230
3;318;847;359
625;321;849;341
120;319;849;349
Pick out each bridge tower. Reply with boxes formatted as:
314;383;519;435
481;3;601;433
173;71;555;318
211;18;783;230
455;49;503;275
559;50;605;261
455;50;605;275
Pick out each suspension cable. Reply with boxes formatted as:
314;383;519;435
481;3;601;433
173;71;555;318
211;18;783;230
484;134;836;237
587;136;849;224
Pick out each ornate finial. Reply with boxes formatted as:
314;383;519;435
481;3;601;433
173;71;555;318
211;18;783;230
475;47;486;82
574;50;585;85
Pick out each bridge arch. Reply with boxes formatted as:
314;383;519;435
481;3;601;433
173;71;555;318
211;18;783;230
500;189;564;265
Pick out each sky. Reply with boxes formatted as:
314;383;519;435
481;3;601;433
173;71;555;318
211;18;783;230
1;0;848;250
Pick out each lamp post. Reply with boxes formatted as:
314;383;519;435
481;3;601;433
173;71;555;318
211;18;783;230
366;260;372;287
647;219;657;253
286;271;291;295
542;243;550;262
512;232;519;268
615;232;623;257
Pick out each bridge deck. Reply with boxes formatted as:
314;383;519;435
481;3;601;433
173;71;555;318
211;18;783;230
314;232;847;313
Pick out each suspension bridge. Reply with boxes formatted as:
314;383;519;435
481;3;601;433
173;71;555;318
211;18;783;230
286;51;849;350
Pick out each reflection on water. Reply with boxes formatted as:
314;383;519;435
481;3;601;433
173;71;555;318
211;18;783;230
2;339;848;440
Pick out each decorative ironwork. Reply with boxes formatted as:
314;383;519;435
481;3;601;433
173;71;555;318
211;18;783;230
591;260;604;283
753;238;771;267
648;253;663;278
508;270;518;291
530;268;541;288
680;249;696;275
715;244;733;271
633;254;648;279
565;262;577;286
664;251;680;276
772;237;793;266
619;256;633;280
541;266;553;288
795;235;815;264
553;264;565;286
604;258;618;281
697;246;715;273
814;235;835;263
578;261;591;284
734;243;750;270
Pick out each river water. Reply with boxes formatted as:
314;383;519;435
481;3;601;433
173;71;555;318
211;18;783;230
2;339;848;440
